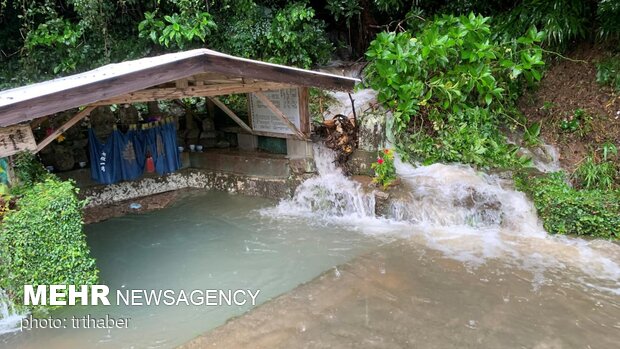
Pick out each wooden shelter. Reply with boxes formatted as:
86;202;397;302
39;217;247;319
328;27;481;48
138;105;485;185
0;49;359;157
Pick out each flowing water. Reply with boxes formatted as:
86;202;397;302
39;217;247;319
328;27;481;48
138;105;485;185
2;145;620;348
0;192;374;348
268;146;620;296
0;290;23;336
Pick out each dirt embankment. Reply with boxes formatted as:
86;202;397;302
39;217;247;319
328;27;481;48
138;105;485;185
519;45;620;171
518;44;619;173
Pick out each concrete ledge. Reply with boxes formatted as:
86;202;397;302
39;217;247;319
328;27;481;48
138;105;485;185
81;168;305;207
189;151;290;178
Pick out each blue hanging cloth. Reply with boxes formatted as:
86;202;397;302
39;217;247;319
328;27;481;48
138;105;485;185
161;118;181;172
145;123;167;175
88;128;122;184
88;121;181;184
116;127;143;181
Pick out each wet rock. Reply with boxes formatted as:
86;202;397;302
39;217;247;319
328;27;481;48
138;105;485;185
51;145;75;171
90;107;116;140
290;158;317;175
374;190;390;217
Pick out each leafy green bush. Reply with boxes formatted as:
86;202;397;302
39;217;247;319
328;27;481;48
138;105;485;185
402;107;524;168
515;172;620;239
596;55;620;91
12;152;50;188
139;10;216;49
261;3;333;68
0;178;98;306
364;14;544;168
212;2;332;68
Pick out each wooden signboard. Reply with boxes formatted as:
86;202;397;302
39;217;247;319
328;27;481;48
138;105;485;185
0;125;37;157
249;88;302;135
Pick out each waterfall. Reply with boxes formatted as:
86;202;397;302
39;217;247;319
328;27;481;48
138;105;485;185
269;145;376;220
265;144;620;295
0;289;25;335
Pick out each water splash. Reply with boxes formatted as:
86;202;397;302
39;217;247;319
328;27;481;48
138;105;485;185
0;289;25;335
265;144;620;295
268;145;375;220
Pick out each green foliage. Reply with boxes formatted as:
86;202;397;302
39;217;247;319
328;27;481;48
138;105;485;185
24;18;86;74
372;0;406;15
371;149;397;188
12;152;49;188
596;55;620;91
402;107;527;168
1;0;332;88
139;10;216;49
560;108;592;136
597;0;620;40
262;3;333;68
326;0;361;24
574;155;618;190
515;172;620;239
365;14;544;168
523;121;542;146
601;141;618;161
495;0;590;50
0;178;98;305
199;1;333;68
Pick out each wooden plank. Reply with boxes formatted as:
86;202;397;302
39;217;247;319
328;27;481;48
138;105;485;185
35;106;97;153
208;97;254;134
175;79;189;89
298;87;310;134
254;91;306;140
93;82;293;105
0;125;37;157
252;130;298;139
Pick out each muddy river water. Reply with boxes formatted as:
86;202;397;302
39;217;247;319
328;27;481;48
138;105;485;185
1;146;619;348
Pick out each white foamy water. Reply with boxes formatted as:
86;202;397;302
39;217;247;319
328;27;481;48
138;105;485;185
266;145;620;295
0;290;25;335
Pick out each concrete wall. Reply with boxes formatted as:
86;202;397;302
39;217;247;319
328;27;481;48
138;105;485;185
75;148;316;207
82;168;305;207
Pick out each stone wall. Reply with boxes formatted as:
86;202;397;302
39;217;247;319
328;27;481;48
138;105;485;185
82;168;307;207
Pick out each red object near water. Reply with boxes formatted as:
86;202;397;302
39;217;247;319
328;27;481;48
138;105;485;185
146;156;155;173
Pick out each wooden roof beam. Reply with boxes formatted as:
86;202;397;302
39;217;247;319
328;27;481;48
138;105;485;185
35;105;97;153
208;97;254;134
93;82;293;106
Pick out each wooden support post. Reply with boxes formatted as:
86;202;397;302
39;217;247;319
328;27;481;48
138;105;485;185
208;97;254;134
35;105;97;153
253;91;306;140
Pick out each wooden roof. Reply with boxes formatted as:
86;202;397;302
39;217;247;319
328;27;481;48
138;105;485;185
0;49;360;127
